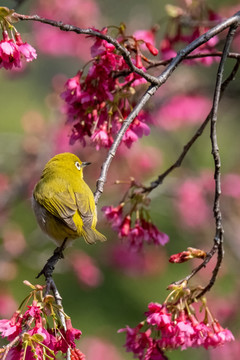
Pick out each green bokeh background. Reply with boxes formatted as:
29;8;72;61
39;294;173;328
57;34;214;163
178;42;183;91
0;1;240;359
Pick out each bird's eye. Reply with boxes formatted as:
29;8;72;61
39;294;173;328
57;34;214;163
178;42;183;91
75;161;81;170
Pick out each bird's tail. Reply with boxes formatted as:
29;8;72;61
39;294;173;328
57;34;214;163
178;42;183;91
82;226;107;244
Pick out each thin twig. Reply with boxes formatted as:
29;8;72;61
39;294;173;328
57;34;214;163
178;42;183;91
173;25;239;291
114;51;240;78
143;59;240;193
196;22;239;298
173;242;219;286
15;13;160;86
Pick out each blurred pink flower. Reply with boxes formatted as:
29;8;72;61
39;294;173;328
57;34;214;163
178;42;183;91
156;95;211;130
160;6;221;65
176;171;240;229
160;37;177;60
69;251;103;288
222;174;240;198
175;178;212;228
2;224;26;257
81;336;124;360
0;293;17;318
108;243;167;277
32;0;100;60
116;144;162;180
0;173;10;193
209;338;240;360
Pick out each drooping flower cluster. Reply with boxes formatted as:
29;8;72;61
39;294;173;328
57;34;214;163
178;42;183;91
61;26;159;149
0;7;37;70
160;2;221;66
0;31;37;70
119;282;234;359
102;179;169;251
0;281;84;360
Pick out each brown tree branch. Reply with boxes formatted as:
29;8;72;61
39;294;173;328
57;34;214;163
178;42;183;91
195;22;239;298
113;51;240;78
15;13;160;86
144;58;240;193
173;24;239;292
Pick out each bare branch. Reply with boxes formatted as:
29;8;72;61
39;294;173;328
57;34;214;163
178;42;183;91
114;52;240;77
196;22;239;298
15;13;160;86
172;24;239;292
144;59;240;192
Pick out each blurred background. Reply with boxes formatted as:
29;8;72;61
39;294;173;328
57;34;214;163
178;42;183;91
0;0;240;359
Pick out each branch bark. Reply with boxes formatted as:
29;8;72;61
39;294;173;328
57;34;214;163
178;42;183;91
143;59;240;193
173;24;239;292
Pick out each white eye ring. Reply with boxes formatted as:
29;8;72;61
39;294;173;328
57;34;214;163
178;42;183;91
75;161;81;170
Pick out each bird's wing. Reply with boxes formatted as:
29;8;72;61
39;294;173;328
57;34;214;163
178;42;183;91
34;188;78;232
74;192;94;228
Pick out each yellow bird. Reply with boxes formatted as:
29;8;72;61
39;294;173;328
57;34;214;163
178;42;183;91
32;152;106;247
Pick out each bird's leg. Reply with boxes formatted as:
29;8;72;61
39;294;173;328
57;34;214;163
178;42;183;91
36;238;68;295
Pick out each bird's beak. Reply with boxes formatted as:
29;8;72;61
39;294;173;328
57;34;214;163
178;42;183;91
81;161;91;168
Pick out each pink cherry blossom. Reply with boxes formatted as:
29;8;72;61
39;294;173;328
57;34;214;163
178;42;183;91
120;300;234;358
0;287;84;359
142;220;169;246
119;215;131;237
15;33;37;62
0;311;22;340
61;27;151;149
145;303;172;329
102;205;123;230
0;31;37;70
103;195;169;251
91;123;113;150
0;31;21;70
